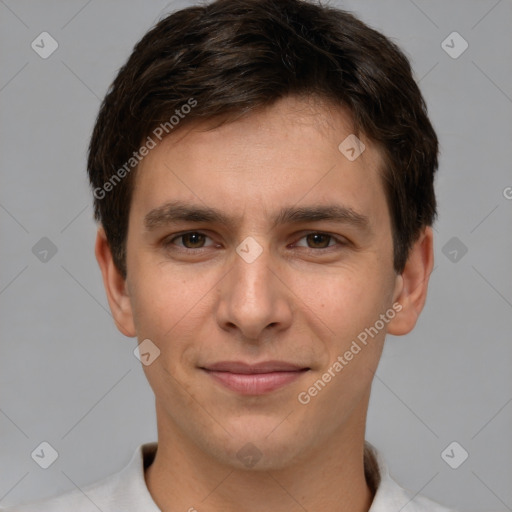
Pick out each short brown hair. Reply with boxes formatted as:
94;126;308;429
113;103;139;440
88;0;438;279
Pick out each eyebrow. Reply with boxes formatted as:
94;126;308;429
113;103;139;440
144;200;370;232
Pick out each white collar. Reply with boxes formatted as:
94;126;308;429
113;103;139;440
7;441;455;511
117;442;454;512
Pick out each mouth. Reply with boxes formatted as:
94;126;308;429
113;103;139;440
200;361;310;395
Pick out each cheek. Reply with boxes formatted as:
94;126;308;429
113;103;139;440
127;270;181;339
296;268;387;338
296;271;394;393
298;278;390;404
128;268;215;370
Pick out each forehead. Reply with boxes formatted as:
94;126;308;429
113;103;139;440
130;96;389;230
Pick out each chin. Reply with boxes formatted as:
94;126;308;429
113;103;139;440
205;419;309;471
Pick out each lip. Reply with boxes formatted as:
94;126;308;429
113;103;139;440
200;361;310;395
203;360;307;373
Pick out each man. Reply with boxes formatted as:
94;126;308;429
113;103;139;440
4;0;455;510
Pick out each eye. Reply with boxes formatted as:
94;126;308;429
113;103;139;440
293;232;347;250
164;231;215;250
162;231;348;254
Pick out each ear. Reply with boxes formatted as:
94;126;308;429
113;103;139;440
95;226;136;338
387;227;434;336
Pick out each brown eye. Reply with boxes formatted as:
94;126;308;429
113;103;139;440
305;233;332;249
165;232;214;250
292;232;348;253
180;232;206;248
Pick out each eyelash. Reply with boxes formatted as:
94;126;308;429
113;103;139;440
162;231;348;254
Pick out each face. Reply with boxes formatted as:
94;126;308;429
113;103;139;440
98;96;425;470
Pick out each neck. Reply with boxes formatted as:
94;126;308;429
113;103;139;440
145;410;377;512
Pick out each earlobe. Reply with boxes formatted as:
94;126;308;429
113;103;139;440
94;226;136;338
387;227;434;336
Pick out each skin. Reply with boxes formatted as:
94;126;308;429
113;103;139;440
95;95;434;512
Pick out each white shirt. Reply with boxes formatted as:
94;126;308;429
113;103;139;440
2;442;457;511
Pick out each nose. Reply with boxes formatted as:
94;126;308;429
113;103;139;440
215;243;293;342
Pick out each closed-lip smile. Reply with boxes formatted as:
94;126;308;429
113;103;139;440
200;361;310;395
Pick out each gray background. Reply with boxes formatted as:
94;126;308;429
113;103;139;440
1;0;511;510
